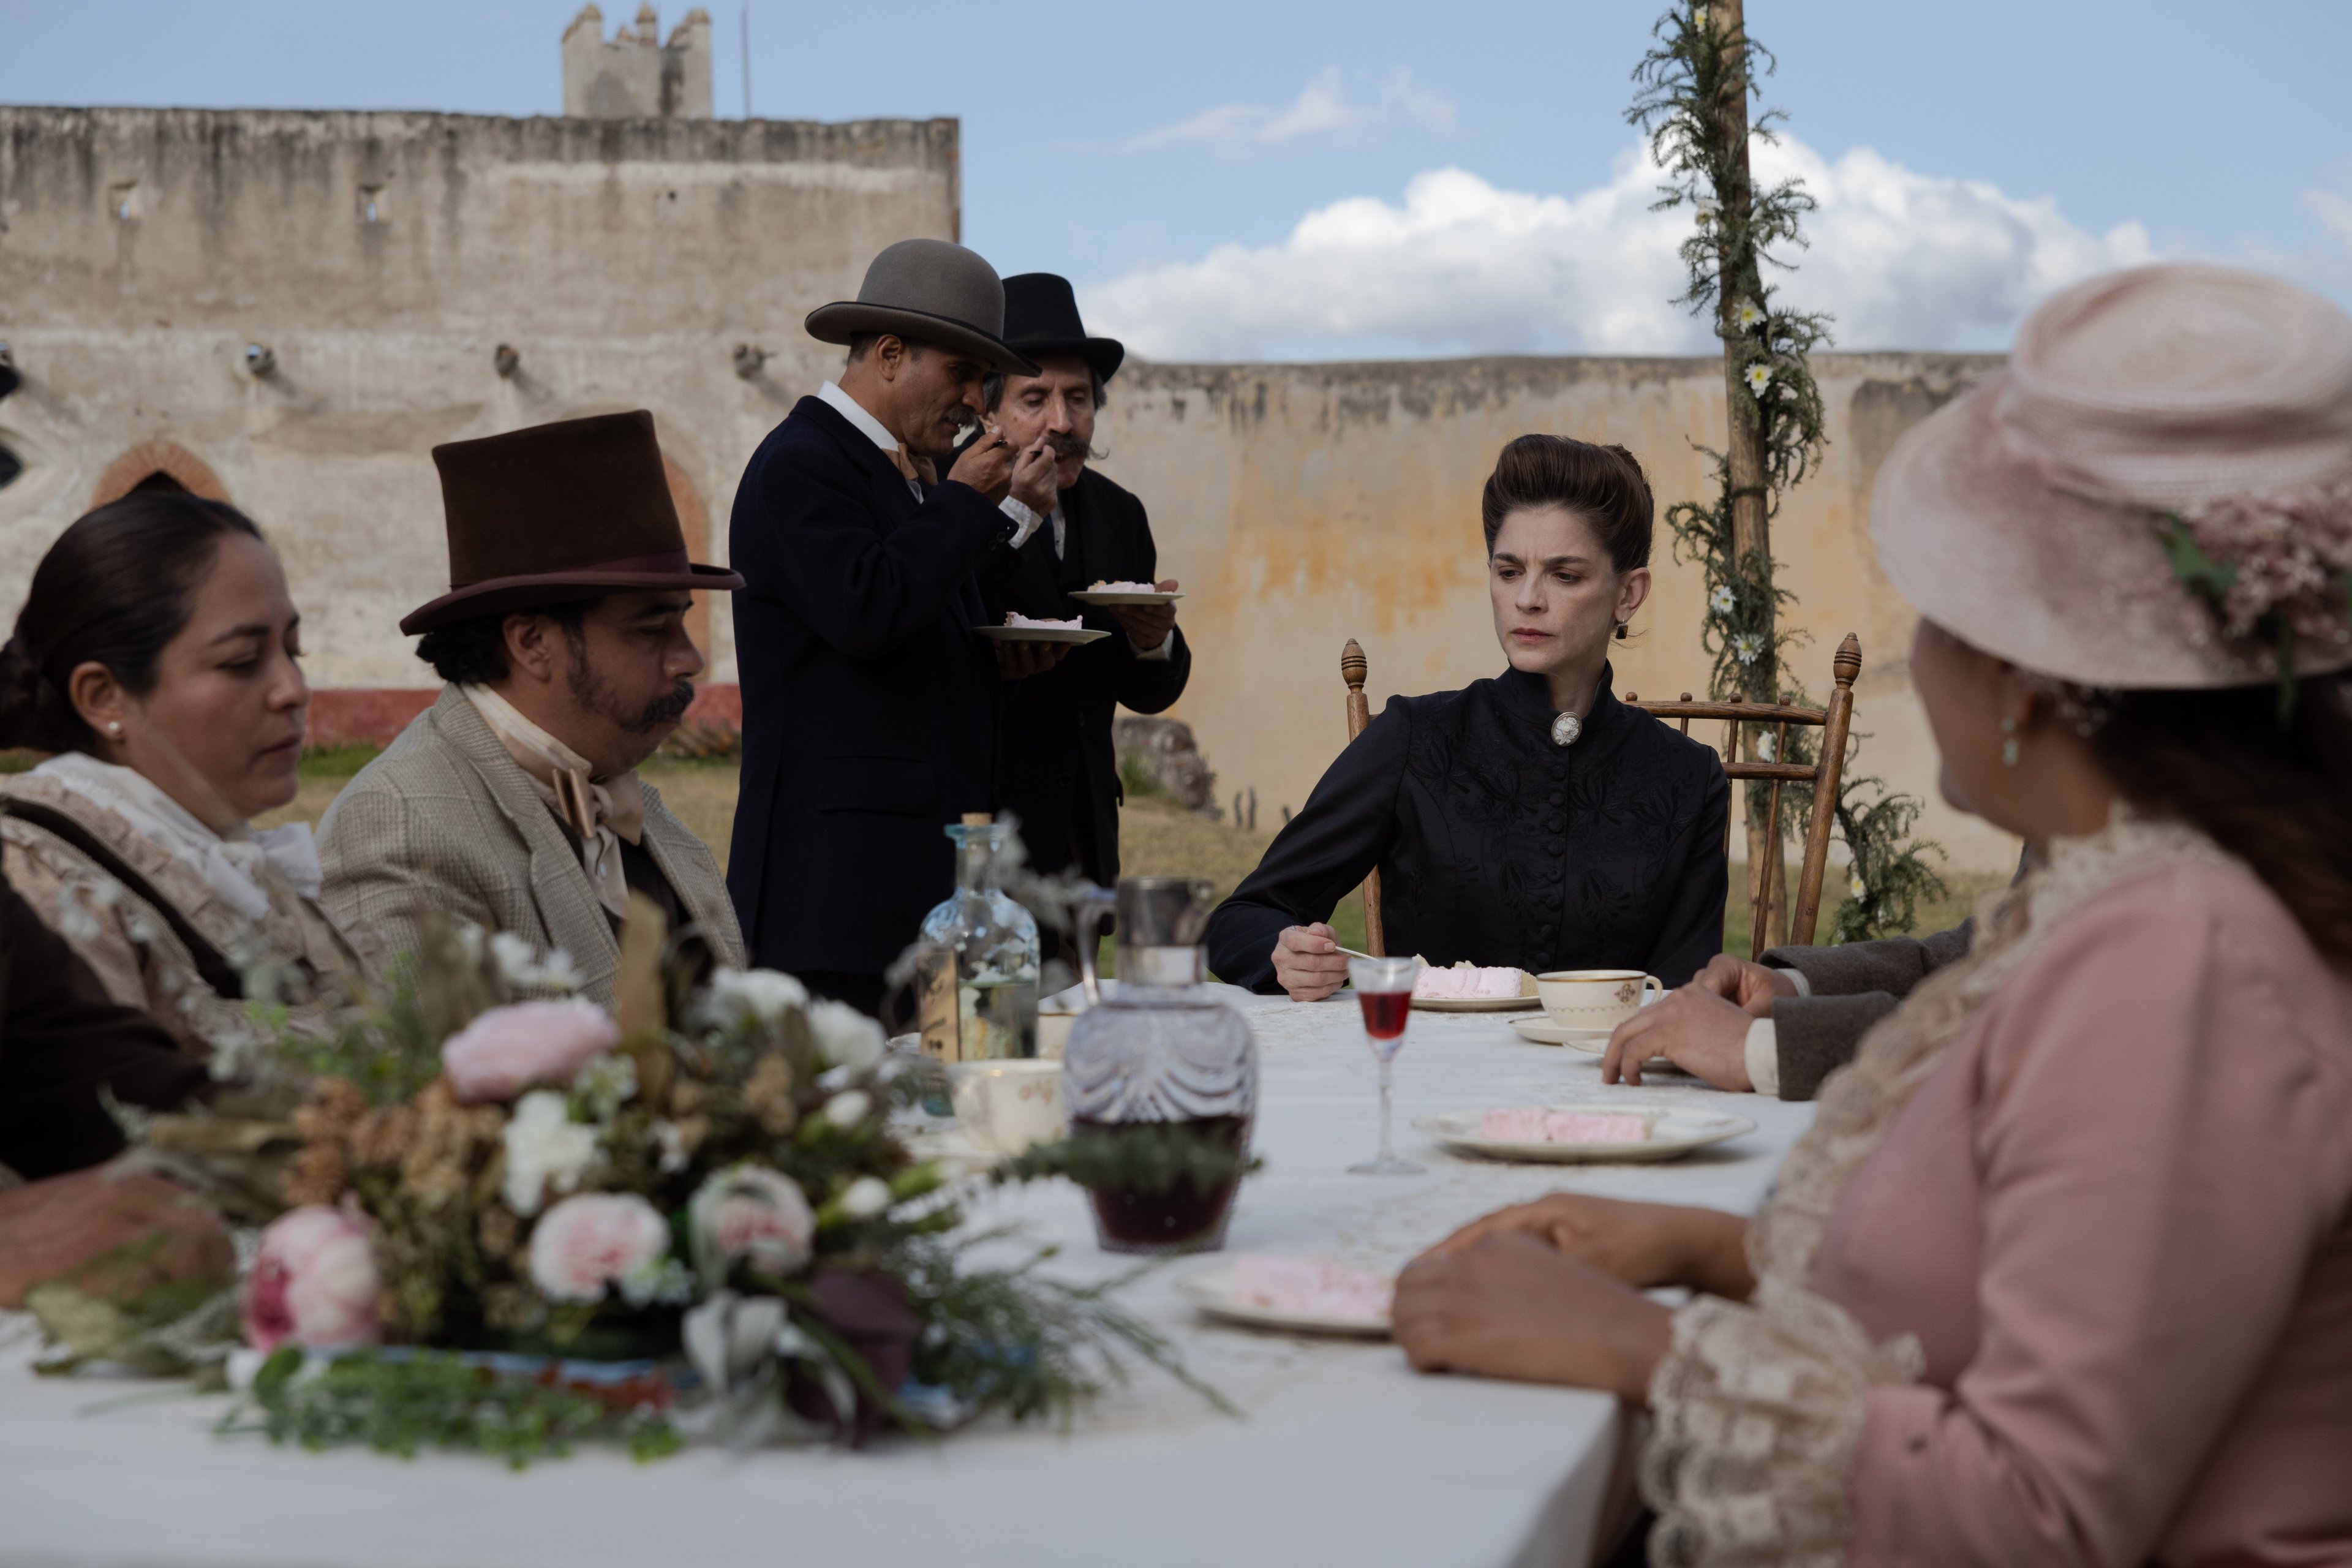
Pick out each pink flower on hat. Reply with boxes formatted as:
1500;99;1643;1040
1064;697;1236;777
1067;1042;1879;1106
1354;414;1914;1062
442;998;620;1103
242;1205;380;1353
2170;478;2352;649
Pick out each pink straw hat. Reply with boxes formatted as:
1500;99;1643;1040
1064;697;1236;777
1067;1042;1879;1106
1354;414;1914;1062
1872;262;2352;689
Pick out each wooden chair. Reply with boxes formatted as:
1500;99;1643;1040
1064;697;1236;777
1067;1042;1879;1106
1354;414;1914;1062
1340;639;1388;956
1625;633;1861;958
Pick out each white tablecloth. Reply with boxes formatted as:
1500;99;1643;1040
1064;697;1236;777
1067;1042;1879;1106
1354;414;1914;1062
0;985;1815;1568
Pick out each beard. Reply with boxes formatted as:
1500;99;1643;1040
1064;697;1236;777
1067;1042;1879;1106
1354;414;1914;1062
564;635;696;737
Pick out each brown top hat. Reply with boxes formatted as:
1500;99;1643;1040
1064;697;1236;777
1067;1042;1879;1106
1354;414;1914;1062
1000;273;1125;383
401;410;744;636
805;239;1040;377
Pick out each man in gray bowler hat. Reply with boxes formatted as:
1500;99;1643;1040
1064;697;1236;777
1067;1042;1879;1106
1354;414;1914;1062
725;239;1063;1014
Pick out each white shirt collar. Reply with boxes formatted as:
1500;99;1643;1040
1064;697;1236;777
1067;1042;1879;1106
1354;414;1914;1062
817;380;902;456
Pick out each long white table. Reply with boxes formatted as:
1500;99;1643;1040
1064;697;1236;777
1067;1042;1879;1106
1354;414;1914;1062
0;985;1814;1568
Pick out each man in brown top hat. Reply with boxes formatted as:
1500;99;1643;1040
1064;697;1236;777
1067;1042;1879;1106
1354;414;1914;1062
320;410;748;1006
726;239;1063;1014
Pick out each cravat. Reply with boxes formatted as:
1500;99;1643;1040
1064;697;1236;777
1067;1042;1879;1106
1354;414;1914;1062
462;685;647;921
890;444;938;489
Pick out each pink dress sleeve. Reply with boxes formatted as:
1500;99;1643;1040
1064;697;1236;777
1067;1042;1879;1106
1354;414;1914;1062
1846;872;2352;1565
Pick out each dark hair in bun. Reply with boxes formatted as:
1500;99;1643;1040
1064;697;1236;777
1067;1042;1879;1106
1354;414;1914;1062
1479;435;1656;573
0;492;265;755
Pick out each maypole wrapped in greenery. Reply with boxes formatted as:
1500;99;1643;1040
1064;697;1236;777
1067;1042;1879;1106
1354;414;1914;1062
1629;0;1943;943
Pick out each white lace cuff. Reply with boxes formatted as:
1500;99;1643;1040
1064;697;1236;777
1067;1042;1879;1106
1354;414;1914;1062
1641;1278;1923;1567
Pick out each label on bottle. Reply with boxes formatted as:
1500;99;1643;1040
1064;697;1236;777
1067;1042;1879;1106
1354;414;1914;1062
913;944;960;1063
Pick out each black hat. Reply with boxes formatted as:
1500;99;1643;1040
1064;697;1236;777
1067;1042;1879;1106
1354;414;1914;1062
402;410;743;635
806;239;1039;376
999;273;1125;384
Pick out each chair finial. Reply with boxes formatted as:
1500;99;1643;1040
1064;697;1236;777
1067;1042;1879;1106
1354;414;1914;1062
1341;638;1367;691
1833;633;1862;688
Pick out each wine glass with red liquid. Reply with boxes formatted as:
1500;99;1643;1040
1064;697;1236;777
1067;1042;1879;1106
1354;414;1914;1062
1347;956;1423;1175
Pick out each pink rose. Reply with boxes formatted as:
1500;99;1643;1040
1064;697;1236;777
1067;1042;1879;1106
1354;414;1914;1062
243;1205;380;1353
528;1193;671;1304
442;999;620;1103
687;1165;815;1283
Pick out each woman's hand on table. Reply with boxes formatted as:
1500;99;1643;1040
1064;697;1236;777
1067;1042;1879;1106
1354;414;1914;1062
1414;1193;1753;1299
1603;980;1758;1090
1271;923;1349;1001
1392;1233;1672;1402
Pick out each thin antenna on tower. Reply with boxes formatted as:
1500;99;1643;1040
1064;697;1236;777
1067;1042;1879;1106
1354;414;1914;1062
740;4;752;119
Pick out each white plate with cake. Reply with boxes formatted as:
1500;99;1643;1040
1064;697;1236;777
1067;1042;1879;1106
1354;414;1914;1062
975;612;1112;645
1408;960;1541;1012
1068;579;1185;606
1175;1255;1394;1338
1412;1104;1755;1164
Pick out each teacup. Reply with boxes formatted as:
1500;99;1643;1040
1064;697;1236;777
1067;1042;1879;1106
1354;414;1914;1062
948;1059;1068;1155
1535;970;1664;1032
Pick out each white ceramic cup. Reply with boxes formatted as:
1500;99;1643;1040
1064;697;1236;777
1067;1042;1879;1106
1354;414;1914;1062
1535;970;1664;1031
948;1059;1068;1155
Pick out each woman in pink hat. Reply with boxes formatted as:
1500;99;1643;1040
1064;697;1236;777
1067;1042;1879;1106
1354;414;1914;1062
1392;264;2352;1565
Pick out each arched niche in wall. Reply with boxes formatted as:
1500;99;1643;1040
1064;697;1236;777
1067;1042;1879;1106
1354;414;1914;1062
662;454;715;662
89;439;231;508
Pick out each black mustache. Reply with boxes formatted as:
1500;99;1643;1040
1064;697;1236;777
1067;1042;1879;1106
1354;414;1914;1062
626;680;696;734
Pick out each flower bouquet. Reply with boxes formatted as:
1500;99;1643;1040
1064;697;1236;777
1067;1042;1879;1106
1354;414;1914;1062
23;899;1213;1463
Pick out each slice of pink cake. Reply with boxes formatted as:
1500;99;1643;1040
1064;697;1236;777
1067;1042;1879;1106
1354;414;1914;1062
1479;1108;1654;1144
1412;961;1531;1000
1005;611;1082;630
1231;1256;1394;1322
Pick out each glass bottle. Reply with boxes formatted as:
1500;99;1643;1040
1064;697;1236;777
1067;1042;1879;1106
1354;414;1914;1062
916;814;1040;1065
1062;876;1259;1254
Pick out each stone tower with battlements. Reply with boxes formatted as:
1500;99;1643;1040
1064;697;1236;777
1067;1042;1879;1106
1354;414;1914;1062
562;4;713;119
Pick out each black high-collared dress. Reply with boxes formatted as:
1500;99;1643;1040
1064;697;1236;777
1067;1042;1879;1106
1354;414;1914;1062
1204;665;1729;993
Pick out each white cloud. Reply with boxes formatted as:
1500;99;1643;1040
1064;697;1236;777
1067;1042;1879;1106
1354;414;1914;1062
1129;67;1455;157
1084;135;2156;359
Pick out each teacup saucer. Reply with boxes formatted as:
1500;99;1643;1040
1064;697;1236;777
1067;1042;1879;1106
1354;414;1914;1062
1509;1016;1615;1047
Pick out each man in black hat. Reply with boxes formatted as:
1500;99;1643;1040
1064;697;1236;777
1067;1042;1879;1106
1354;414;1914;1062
726;239;1064;1014
980;273;1191;897
320;410;748;1006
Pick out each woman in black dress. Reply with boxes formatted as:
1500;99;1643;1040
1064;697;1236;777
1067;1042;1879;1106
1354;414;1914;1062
1205;436;1728;1000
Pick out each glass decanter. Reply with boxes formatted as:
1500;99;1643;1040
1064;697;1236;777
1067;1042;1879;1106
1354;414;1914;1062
916;814;1040;1063
1061;876;1259;1254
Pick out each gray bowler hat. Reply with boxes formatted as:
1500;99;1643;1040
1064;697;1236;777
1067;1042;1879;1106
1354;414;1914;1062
805;239;1040;375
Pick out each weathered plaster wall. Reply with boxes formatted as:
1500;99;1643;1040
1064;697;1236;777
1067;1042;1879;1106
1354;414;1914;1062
0;105;961;684
0;105;2015;875
1091;353;2024;875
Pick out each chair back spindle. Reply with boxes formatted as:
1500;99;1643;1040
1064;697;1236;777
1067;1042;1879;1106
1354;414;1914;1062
1340;639;1387;957
1629;633;1863;957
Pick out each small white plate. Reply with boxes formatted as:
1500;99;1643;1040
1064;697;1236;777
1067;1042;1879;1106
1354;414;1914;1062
1067;589;1185;606
1174;1260;1393;1338
974;625;1113;645
1411;993;1541;1013
1413;1104;1756;1164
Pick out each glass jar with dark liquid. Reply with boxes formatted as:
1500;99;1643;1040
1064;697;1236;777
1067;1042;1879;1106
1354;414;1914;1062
1062;877;1259;1254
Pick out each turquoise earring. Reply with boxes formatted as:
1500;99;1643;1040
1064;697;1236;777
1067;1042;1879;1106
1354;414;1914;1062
2000;716;2020;767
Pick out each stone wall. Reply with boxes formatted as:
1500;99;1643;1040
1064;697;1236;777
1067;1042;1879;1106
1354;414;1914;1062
1090;352;2025;875
0;104;960;691
0;103;2018;875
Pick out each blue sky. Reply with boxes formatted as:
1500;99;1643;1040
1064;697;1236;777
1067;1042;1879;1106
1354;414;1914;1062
5;0;2347;358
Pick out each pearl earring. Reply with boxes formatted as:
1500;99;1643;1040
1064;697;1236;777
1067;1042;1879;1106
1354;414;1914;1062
107;721;123;737
1999;715;2019;768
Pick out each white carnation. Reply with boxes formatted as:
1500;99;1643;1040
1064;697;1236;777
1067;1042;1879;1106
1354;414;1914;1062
500;1091;600;1216
837;1177;893;1219
701;967;810;1028
823;1090;873;1129
808;1000;885;1073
